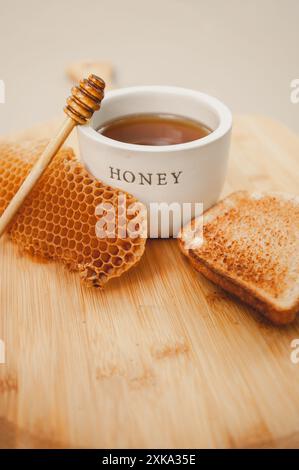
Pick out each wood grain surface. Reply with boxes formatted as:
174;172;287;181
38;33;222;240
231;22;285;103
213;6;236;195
0;114;299;449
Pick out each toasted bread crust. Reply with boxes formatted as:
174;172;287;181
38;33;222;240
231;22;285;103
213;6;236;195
179;191;299;325
188;251;298;325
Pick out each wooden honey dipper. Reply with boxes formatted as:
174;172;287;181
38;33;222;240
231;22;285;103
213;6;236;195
0;74;105;238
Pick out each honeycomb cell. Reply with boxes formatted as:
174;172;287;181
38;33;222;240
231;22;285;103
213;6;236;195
94;259;103;268
82;224;89;234
87;205;94;216
48;245;55;256
98;241;107;251
69;240;76;250
90;238;98;249
102;253;111;263
83;246;91;257
84;184;93;193
103;264;113;275
119;240;131;251
0;140;147;287
112;256;122;267
81;213;89;223
56;246;63;256
103;191;113;200
94;189;104;197
59;207;67;216
61;238;68;248
77;254;84;264
109;245;119;256
76;242;83;252
79;202;87;213
66;208;74;219
92;250;101;259
83;235;90;245
74;221;82;232
46;212;53;222
125;253;134;263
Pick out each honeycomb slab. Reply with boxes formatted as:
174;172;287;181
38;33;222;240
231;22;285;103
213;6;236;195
0;140;147;287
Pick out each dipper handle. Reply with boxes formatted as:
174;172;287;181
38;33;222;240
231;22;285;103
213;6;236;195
0;74;105;238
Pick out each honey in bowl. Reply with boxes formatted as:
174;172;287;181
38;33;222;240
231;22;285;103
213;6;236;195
97;113;212;146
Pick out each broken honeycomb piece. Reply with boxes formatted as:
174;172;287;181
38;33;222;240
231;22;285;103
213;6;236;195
0;140;147;287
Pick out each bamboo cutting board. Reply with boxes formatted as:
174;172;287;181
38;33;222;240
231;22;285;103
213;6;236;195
0;115;299;449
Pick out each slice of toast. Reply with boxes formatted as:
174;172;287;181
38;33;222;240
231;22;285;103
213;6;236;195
179;191;299;324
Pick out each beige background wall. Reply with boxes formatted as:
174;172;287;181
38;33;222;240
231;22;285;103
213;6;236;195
0;0;298;135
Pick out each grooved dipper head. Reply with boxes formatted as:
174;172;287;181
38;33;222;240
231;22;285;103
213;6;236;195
64;74;105;125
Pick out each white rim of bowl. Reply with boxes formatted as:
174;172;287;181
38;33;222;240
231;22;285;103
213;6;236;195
77;85;232;153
